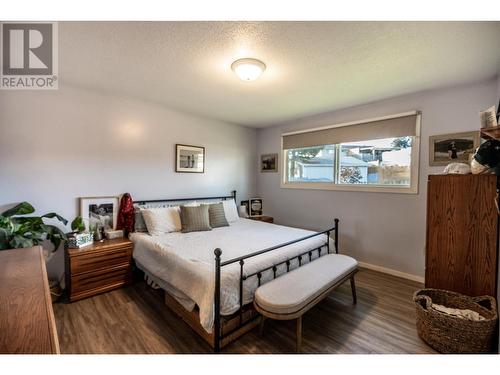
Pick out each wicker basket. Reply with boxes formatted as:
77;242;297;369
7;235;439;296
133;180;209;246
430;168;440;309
413;288;498;353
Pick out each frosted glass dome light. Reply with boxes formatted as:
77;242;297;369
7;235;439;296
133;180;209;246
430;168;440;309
231;58;266;81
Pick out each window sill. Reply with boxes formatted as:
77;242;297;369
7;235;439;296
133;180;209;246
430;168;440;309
280;182;418;194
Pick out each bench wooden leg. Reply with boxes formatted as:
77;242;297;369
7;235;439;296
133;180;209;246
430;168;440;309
350;275;357;304
259;316;266;336
296;316;302;353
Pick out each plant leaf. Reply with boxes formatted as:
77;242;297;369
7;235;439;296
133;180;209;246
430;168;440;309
71;216;86;232
1;202;35;217
0;228;10;250
9;235;34;248
44;225;68;251
42;212;68;225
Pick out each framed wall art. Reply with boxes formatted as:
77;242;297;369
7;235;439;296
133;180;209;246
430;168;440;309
429;131;480;166
176;144;205;173
260;153;278;172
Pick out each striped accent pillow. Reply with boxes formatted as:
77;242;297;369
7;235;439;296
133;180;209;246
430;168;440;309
208;202;229;228
180;205;212;233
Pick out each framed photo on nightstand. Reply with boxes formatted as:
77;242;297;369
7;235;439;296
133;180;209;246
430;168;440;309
249;198;263;217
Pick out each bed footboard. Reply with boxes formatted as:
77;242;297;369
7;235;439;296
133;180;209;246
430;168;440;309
213;218;339;353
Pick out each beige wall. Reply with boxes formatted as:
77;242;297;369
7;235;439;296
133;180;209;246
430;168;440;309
0;84;258;279
256;78;498;279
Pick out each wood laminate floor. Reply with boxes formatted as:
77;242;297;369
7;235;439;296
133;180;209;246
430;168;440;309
53;268;436;354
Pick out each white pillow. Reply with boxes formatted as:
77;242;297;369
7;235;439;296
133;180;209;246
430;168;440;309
222;199;239;223
141;206;181;235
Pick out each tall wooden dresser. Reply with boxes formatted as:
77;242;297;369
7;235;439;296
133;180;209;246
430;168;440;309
0;246;60;354
426;174;498;297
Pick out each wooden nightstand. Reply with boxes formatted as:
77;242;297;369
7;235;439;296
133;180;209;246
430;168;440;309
249;215;274;223
65;238;134;302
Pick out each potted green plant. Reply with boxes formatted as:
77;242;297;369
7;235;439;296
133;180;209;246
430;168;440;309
67;216;94;248
0;202;68;253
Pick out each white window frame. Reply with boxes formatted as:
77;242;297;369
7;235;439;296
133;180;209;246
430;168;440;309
281;111;421;194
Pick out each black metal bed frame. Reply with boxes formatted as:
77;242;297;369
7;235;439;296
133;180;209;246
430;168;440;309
133;190;338;353
134;190;237;206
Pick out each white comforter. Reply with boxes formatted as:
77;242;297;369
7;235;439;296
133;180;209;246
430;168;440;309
130;219;329;332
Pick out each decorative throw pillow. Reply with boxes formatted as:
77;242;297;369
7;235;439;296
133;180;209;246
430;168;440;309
208;202;229;228
180;205;212;233
141;206;182;235
222;199;240;223
134;207;148;232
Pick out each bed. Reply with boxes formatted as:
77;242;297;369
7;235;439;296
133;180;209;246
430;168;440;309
130;191;338;352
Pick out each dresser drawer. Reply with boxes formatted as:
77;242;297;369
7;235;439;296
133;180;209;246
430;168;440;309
70;246;132;275
71;263;131;295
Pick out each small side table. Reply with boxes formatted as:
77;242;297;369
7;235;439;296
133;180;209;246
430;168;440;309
65;238;134;302
249;215;274;224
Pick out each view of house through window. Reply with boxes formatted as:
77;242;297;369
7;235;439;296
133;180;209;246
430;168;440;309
286;145;335;182
285;136;413;187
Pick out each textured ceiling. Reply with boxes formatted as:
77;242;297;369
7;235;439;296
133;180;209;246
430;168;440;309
59;22;500;127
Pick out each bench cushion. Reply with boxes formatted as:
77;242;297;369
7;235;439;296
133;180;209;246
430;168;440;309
254;254;358;315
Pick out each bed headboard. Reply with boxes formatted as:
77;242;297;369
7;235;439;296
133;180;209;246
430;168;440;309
134;190;237;206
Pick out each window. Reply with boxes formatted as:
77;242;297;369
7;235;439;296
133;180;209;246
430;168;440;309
282;112;420;193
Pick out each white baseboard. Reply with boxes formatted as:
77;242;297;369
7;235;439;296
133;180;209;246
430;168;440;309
358;261;424;283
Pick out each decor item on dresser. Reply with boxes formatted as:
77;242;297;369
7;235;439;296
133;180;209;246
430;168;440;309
442;162;471;174
0;246;60;353
479;105;498;128
105;229;124;240
426;174;498;297
249;198;263;216
471;139;500;175
414;289;498;353
116;192;135;235
260;153;278;172
429;131;480;166
65;238;134;302
67;216;94;249
80;196;119;232
175;144;205;173
0;201;67;253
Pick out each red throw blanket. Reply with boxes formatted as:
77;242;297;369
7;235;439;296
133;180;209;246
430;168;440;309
116;193;135;235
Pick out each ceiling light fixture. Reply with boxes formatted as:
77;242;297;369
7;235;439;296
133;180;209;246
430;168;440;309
231;58;266;82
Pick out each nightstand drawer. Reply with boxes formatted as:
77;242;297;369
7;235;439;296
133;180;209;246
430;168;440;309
70;246;132;275
71;263;131;294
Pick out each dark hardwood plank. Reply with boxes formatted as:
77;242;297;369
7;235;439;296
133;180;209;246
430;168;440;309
53;269;435;354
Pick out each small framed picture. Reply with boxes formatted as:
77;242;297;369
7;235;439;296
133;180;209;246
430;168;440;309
176;144;205;173
260;153;278;172
429;131;480;166
80;196;120;231
249;198;263;217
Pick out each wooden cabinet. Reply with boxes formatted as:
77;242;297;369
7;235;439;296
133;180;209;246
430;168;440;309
0;246;60;354
425;174;498;296
65;238;134;302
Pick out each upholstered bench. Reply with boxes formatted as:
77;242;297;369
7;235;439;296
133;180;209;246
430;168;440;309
253;253;358;352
